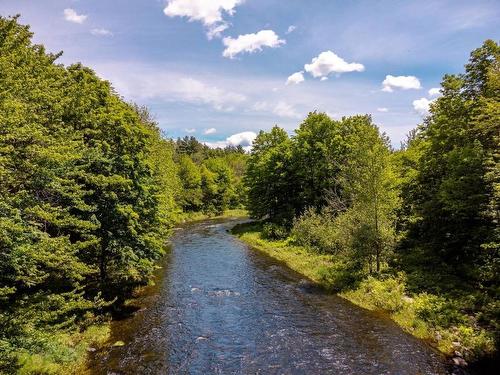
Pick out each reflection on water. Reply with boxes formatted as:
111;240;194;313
90;218;449;375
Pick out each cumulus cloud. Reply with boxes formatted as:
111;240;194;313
412;97;434;116
204;128;217;135
222;30;285;58
428;87;441;96
163;0;244;39
185;128;196;133
205;131;257;152
382;75;421;92
91;28;113;36
377;107;389;112
286;71;304;85
286;25;296;34
226;131;257;147
63;8;87;24
304;51;364;78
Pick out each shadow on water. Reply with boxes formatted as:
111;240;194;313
88;218;462;375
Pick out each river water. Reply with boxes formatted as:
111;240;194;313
90;218;450;375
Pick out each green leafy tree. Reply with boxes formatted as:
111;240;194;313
338;115;399;273
404;40;499;274
293;112;349;213
178;155;203;211
244;126;296;223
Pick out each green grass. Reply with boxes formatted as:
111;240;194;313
232;222;496;363
11;323;110;375
178;208;249;223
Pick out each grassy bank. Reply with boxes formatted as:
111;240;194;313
177;208;249;223
232;222;496;366
4;324;109;375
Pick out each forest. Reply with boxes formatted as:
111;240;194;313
0;15;498;374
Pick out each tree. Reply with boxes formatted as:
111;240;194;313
178;155;203;211
411;41;500;271
244;126;296;223
201;158;234;215
338;116;399;273
293;112;348;214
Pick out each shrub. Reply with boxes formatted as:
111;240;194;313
343;274;407;312
262;222;288;240
290;208;337;253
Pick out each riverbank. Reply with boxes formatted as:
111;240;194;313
231;222;497;370
177;208;249;223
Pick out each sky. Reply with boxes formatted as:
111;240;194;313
1;0;499;148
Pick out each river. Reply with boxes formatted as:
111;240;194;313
89;218;450;374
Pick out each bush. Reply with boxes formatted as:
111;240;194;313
262;222;288;240
413;294;468;328
317;260;364;291
343;274;407;312
290;208;337;253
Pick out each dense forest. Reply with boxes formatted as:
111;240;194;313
0;16;246;374
0;15;498;374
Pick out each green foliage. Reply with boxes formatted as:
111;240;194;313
178;155;203;211
245;126;296;223
290;208;337;253
0;16;180;372
293;112;348;212
262;222;288;240
174;137;248;216
401;40;499;271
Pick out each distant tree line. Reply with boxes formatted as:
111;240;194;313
174;136;247;215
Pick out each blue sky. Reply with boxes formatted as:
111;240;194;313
1;0;499;148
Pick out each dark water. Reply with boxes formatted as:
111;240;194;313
90;218;450;375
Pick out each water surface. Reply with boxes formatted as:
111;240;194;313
91;218;449;374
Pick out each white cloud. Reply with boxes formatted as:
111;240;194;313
185;128;196;133
206;24;229;39
63;8;87;24
204;131;257;152
222;30;285;59
163;0;244;39
382;75;421;92
204;128;217;135
226;131;256;147
286;71;304;85
273;101;301;118
412;97;434;116
377;107;389;112
286;25;296;34
91;28;113;36
428;87;441;97
304;51;364;78
320;77;328;81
